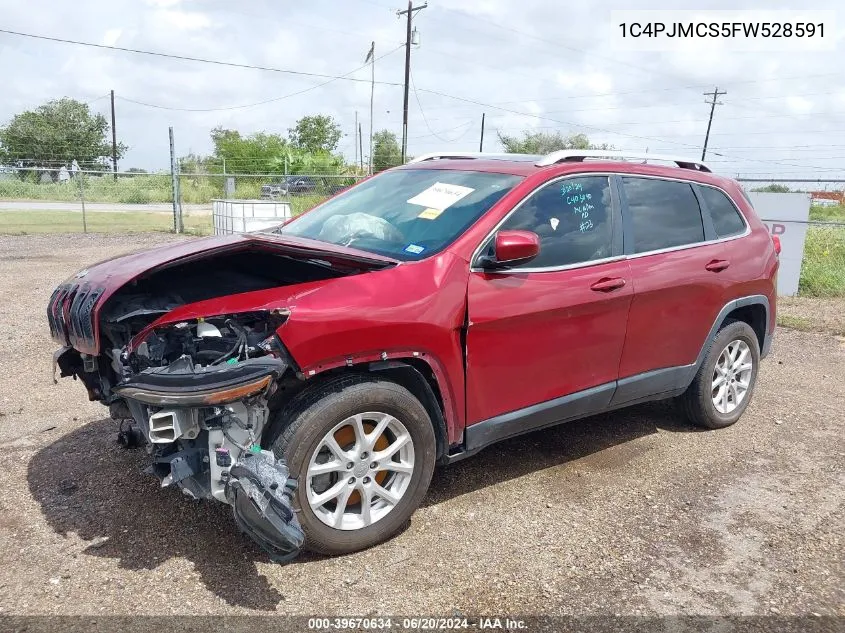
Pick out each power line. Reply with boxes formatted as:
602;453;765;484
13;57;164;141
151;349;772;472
413;86;710;151
0;28;404;87
409;71;473;142
115;45;405;112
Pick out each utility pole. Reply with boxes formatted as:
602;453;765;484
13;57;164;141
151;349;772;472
110;90;118;181
366;41;375;175
354;111;359;167
701;86;726;161
397;1;427;163
169;127;183;234
479;113;486;152
359;122;364;171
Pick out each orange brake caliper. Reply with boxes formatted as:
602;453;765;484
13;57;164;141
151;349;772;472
333;422;390;506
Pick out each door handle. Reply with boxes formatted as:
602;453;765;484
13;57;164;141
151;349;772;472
590;277;626;292
705;259;730;272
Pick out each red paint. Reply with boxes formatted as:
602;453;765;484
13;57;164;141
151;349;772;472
492;230;540;264
466;259;633;423
51;157;778;445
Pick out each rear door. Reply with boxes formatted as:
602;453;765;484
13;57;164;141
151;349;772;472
614;176;738;403
465;174;632;428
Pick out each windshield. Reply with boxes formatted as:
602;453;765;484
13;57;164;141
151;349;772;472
279;169;523;260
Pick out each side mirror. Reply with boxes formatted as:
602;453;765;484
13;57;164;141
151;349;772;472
478;230;540;269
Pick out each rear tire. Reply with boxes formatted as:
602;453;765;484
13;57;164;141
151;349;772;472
268;374;436;555
679;320;760;429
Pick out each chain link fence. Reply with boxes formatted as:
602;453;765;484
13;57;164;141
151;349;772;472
0;167;365;235
737;178;845;297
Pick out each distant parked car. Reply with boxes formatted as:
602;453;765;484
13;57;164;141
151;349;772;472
284;176;320;195
260;183;286;200
261;176;351;199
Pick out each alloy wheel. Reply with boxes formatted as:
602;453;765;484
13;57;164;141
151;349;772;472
306;412;415;531
711;339;753;414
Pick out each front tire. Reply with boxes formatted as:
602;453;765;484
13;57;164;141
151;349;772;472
268;374;436;555
679;320;760;429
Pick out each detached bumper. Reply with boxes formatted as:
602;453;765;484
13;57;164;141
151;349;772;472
113;357;287;406
226;450;305;562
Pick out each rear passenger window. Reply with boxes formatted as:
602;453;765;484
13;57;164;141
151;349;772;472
498;176;613;268
622;177;704;253
698;186;746;237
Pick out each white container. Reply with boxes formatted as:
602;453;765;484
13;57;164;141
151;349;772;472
212;199;293;235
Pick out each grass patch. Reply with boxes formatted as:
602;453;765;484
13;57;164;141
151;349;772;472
810;204;845;223
776;314;814;331
289;193;327;216
799;226;845;297
0;192;325;236
0;210;213;235
0;174;345;205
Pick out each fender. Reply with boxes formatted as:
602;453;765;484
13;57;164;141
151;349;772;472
297;348;464;446
611;294;772;407
695;294;772;365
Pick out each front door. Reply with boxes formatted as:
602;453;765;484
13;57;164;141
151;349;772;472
465;174;632;430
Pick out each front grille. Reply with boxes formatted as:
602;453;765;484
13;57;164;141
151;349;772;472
48;282;103;349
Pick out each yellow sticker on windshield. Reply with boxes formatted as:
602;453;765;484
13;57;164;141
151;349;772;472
418;207;443;220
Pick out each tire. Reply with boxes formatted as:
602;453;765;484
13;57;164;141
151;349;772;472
679;319;760;429
267;374;436;555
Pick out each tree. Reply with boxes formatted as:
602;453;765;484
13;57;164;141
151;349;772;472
288;115;342;154
0;98;126;170
497;131;613;154
210;127;289;174
208;126;347;175
753;184;790;193
372;130;401;172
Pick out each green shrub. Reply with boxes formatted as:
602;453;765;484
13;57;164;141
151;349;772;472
799;226;845;297
119;188;154;204
809;204;845;223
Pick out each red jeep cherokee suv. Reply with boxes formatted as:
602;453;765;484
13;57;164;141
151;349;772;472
49;151;778;559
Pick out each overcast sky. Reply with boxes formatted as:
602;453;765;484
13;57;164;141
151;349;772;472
1;0;843;180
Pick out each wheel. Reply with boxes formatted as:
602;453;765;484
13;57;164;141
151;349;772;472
268;374;436;555
679;320;760;429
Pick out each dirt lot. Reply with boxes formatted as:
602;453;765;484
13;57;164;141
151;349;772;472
0;233;842;617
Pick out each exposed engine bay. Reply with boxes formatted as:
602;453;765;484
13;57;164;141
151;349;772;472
50;239;396;561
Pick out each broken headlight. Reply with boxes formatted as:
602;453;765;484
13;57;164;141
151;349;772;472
128;309;290;372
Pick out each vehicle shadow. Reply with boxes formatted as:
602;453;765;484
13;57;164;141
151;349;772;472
26;418;285;610
423;399;698;507
27;400;695;609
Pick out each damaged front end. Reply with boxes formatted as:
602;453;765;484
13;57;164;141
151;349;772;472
120;313;304;561
48;236;398;561
55;310;306;561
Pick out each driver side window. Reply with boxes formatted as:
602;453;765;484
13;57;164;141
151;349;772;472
498;176;614;269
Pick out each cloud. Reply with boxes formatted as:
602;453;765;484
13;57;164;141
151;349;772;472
785;95;814;114
153;9;211;31
102;29;122;46
0;0;841;179
555;70;614;95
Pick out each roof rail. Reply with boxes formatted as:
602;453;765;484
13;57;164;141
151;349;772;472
535;150;712;173
407;152;485;163
407;152;538;164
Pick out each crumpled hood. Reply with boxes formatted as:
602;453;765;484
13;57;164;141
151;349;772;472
126;275;341;354
50;232;398;355
67;232;397;292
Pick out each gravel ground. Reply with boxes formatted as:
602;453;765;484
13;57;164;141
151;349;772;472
0;233;842;617
778;295;845;336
